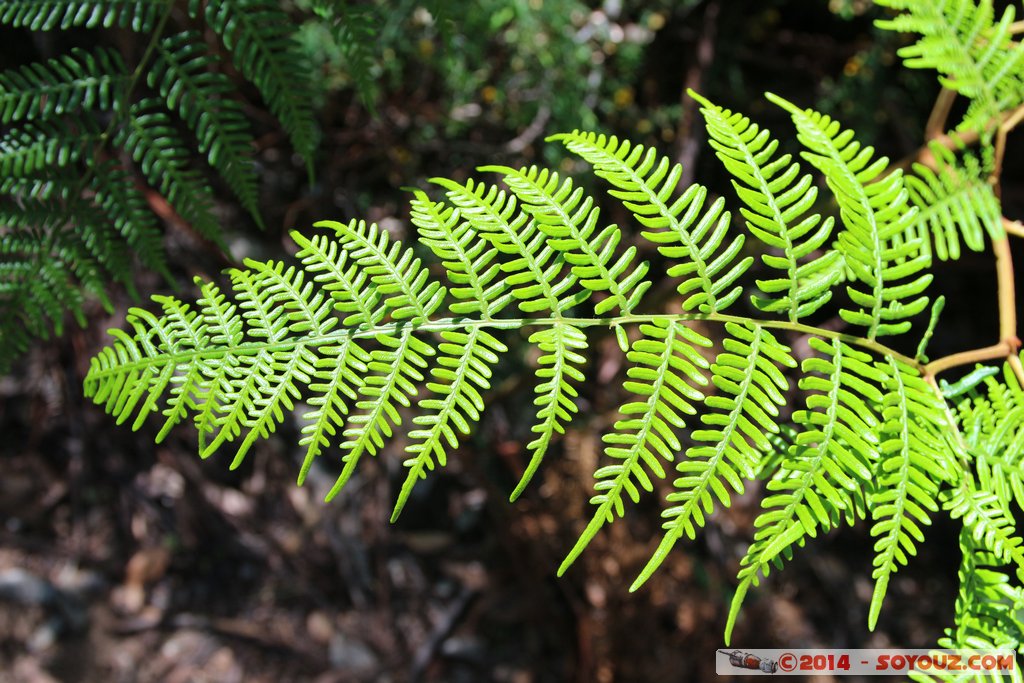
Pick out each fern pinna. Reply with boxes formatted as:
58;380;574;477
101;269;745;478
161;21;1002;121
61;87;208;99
0;0;319;369
85;89;1023;653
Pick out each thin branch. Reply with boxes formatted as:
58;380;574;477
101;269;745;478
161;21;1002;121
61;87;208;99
925;88;957;140
1011;354;1024;387
994;236;1019;342
925;341;1016;376
888;106;1024;173
1004;218;1024;239
990;104;1024;185
924;224;1021;386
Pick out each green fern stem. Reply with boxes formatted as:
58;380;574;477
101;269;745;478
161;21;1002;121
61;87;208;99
84;312;926;380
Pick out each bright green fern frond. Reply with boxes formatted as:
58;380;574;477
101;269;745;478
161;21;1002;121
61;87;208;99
291;230;383;326
550;130;753;313
945;476;1024;588
0;0;166;31
770;93;932;339
316;219;446;322
909;532;1024;683
195;0;319;173
867;356;953;630
396;326;507;520
149;31;261;223
409;191;511;318
295;334;370;485
637;322;796;587
691;91;842;321
904;144;1003;261
969;408;1024;517
84;118;1007;646
724;336;882;643
305;221;444;501
432;176;589;495
482;164;652;316
327;328;433;501
433;176;588;314
876;0;1024;133
560;319;712;575
396;191;511;517
517;322;588;499
0;47;127;123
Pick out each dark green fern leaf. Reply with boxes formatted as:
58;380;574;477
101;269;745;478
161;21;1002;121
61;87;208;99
0;0;166;31
0;120;96;177
196;0;319;175
149;31;261;224
0;47;128;123
117;99;222;244
89;160;168;281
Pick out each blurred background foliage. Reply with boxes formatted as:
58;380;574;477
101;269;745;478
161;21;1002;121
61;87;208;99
271;0;943;225
2;1;1009;681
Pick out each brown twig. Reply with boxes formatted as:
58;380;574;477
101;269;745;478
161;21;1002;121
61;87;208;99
925;88;957;140
989;104;1024;187
924;99;1024;387
925;341;1018;376
1004;218;1024;239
